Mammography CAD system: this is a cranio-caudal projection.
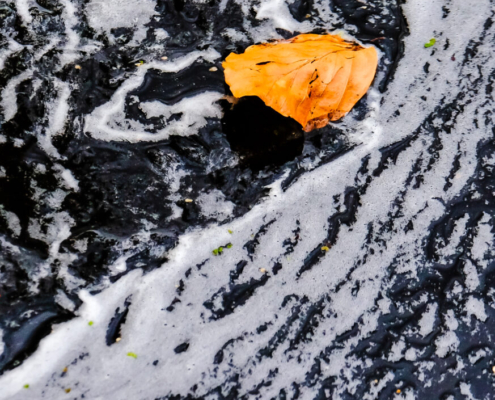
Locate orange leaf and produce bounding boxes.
[222,34,378,132]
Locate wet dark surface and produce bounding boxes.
[2,0,495,399]
[1,0,404,375]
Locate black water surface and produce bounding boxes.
[0,0,407,377]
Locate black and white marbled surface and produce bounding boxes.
[1,0,495,399]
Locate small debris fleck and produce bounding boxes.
[161,56,168,60]
[23,384,29,389]
[185,198,193,203]
[396,389,401,394]
[259,268,267,273]
[305,14,311,18]
[127,352,138,359]
[174,342,189,353]
[62,366,68,373]
[213,242,234,255]
[321,246,330,252]
[424,38,436,48]
[492,365,495,373]
[74,65,81,70]
[135,60,145,67]
[228,229,233,234]
[115,337,121,343]
[212,247,222,256]
[374,379,378,384]
[65,388,71,393]
[88,321,93,326]
[209,66,218,72]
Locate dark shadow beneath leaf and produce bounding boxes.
[221,97,305,171]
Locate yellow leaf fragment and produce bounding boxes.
[222,34,378,132]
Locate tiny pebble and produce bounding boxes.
[260,268,267,273]
[185,198,193,203]
[209,67,218,72]
[74,65,81,70]
[62,367,68,373]
[115,337,121,343]
[161,56,168,60]
[492,365,495,373]
[65,388,71,393]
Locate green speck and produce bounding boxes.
[424,38,436,48]
[228,230,233,234]
[213,243,234,255]
[127,352,138,359]
[88,321,93,326]
[23,384,29,389]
